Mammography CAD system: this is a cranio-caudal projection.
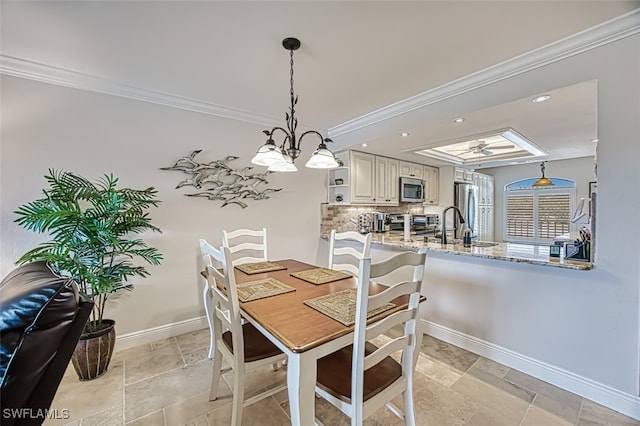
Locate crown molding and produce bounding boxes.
[1,9,637,133]
[0,55,283,129]
[328,9,640,138]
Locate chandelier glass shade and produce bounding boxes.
[251,37,338,172]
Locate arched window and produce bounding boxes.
[504,178,576,243]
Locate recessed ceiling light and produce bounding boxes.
[532,95,551,103]
[362,143,368,147]
[453,117,465,123]
[400,132,410,137]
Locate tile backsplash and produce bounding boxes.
[320,203,424,235]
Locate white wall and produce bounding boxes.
[483,156,596,241]
[0,76,328,335]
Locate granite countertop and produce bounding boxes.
[323,231,593,271]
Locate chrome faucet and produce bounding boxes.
[441,206,465,245]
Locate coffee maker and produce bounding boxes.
[373,212,390,233]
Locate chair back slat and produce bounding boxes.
[369,251,426,279]
[363,335,411,371]
[367,280,420,311]
[328,230,372,278]
[226,242,266,254]
[365,309,414,341]
[329,263,359,277]
[222,228,268,266]
[333,246,366,258]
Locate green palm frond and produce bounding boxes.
[14,170,163,332]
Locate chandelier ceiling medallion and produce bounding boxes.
[251,37,339,172]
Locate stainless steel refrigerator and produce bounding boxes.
[454,182,479,239]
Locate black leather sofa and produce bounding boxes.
[1,261,93,426]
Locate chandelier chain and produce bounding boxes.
[290,49,295,106]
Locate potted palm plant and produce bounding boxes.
[14,169,163,380]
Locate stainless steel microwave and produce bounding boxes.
[399,177,424,203]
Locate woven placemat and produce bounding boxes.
[236,278,295,302]
[304,289,396,326]
[290,268,351,285]
[235,261,287,275]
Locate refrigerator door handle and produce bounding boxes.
[468,190,476,234]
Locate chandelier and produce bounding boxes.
[251,37,339,172]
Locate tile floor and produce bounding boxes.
[45,328,640,426]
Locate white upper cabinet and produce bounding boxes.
[375,156,399,204]
[349,151,376,204]
[399,161,424,179]
[423,165,439,205]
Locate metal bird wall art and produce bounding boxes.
[161,150,282,209]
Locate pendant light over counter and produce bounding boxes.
[533,161,554,187]
[251,37,339,172]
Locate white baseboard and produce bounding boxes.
[114,316,209,352]
[421,320,640,421]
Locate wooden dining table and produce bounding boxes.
[233,258,421,426]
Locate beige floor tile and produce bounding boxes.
[464,406,519,426]
[124,359,211,423]
[182,347,210,366]
[180,414,208,426]
[280,396,380,426]
[123,339,185,385]
[163,389,233,425]
[46,359,124,425]
[374,374,480,426]
[452,367,533,425]
[175,328,211,354]
[504,369,582,423]
[414,353,463,387]
[471,357,510,378]
[521,405,574,426]
[533,392,582,424]
[124,410,164,426]
[207,395,290,425]
[221,363,287,396]
[577,399,640,426]
[421,335,479,373]
[45,330,640,426]
[79,406,123,426]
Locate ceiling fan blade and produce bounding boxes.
[485,144,514,150]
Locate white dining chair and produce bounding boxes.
[315,250,427,426]
[205,243,288,426]
[328,230,372,277]
[221,228,268,266]
[199,238,218,359]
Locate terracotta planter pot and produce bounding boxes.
[72,319,116,381]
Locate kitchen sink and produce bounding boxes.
[472,241,499,247]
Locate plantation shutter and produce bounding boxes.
[538,194,571,238]
[506,194,534,238]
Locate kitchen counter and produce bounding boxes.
[322,231,592,270]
